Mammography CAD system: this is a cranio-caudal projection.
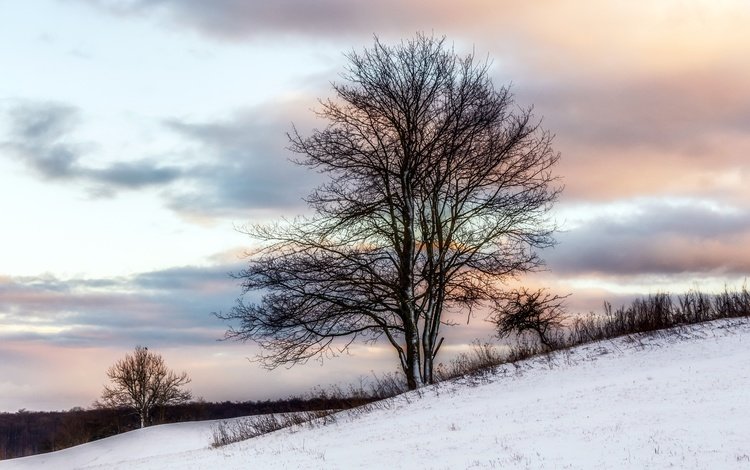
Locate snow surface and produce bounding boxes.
[3,318,750,469]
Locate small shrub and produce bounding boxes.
[504,338,544,364]
[435,341,504,382]
[492,288,569,350]
[211,410,336,447]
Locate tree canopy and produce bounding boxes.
[219,34,561,389]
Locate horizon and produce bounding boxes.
[2,0,750,412]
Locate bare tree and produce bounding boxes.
[493,288,569,349]
[218,34,561,389]
[99,346,191,428]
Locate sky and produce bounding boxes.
[1,0,749,412]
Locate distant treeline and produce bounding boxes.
[0,396,371,460]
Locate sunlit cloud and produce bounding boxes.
[72,1,750,60]
[72,0,489,40]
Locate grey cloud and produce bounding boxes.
[74,0,452,40]
[9,101,78,142]
[1,101,181,191]
[162,107,322,217]
[4,102,81,179]
[1,99,323,218]
[132,264,243,291]
[0,264,241,348]
[590,203,750,239]
[545,202,750,276]
[89,161,182,188]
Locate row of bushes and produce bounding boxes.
[569,285,750,344]
[437,285,750,381]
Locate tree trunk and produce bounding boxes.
[403,309,425,389]
[399,171,425,390]
[404,332,425,390]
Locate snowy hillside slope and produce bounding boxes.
[4,318,750,469]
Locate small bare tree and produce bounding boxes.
[99,346,191,428]
[493,288,569,349]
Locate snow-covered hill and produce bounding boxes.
[4,318,750,469]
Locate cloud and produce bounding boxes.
[3,101,82,179]
[0,263,243,348]
[30,2,750,213]
[545,200,750,276]
[521,67,750,153]
[90,161,182,188]
[509,52,750,205]
[80,0,748,209]
[1,101,182,191]
[1,99,324,218]
[71,0,750,64]
[161,102,323,218]
[73,0,481,40]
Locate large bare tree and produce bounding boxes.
[219,34,561,389]
[99,346,191,428]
